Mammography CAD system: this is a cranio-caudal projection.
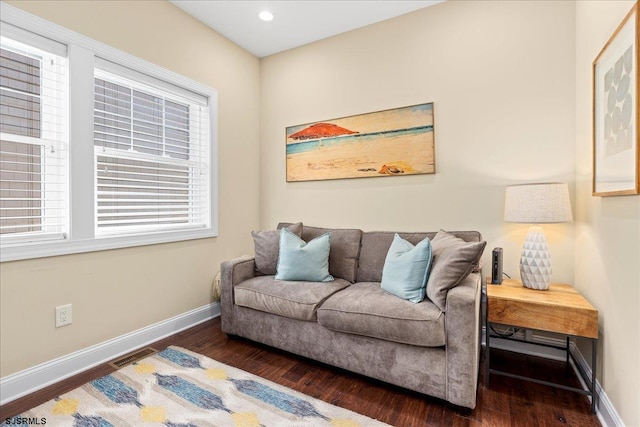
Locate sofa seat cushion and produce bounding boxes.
[234,276,350,321]
[317,282,445,347]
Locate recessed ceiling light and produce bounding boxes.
[259,10,274,22]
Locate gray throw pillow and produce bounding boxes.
[426,230,486,311]
[252,222,303,275]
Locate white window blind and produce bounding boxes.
[93,69,209,236]
[0,35,67,243]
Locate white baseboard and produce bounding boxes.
[483,326,623,427]
[568,339,625,427]
[0,302,220,406]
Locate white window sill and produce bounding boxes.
[0,227,217,262]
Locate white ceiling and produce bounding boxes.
[169,1,444,58]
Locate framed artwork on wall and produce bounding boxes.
[285,103,435,182]
[593,3,640,196]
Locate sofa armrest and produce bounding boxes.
[444,272,482,409]
[220,256,256,334]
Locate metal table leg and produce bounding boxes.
[591,338,597,414]
[485,293,490,387]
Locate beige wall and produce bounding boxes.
[575,2,640,426]
[0,1,260,376]
[260,1,576,284]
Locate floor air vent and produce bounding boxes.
[109,347,158,369]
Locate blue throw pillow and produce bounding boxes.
[381,233,433,303]
[275,228,334,282]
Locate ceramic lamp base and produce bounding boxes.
[519,226,552,290]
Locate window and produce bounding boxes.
[0,33,67,244]
[93,69,210,237]
[0,4,217,262]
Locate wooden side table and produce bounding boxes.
[485,278,599,413]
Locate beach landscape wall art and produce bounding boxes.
[285,103,435,182]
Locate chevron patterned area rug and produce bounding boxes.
[7,346,390,426]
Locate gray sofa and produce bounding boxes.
[221,224,485,409]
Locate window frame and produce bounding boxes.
[92,67,211,237]
[0,3,218,262]
[0,35,69,245]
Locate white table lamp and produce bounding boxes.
[504,183,573,290]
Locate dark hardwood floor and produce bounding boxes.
[0,317,601,426]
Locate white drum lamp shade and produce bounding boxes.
[504,183,573,290]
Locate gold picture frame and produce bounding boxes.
[285,103,435,182]
[593,4,640,196]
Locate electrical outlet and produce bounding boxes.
[55,304,72,327]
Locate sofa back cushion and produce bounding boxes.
[278,223,362,283]
[357,231,482,283]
